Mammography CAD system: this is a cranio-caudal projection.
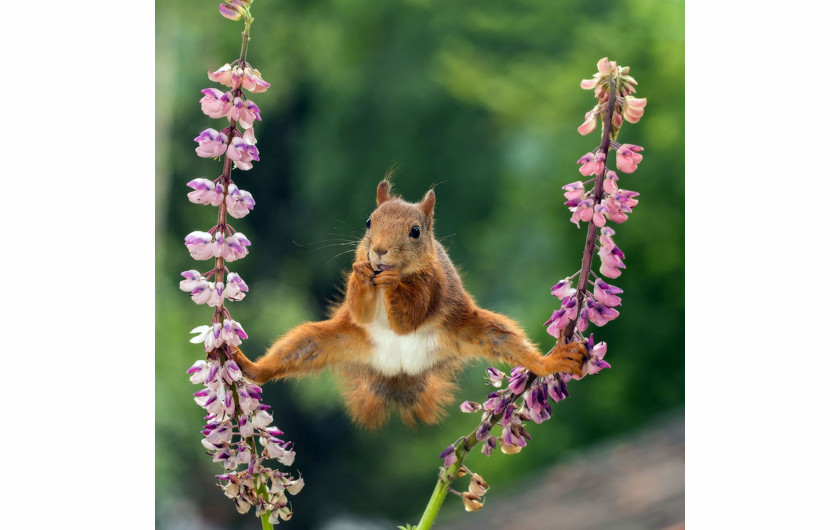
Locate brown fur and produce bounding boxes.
[232,179,587,428]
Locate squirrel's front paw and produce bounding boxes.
[353,261,377,283]
[372,269,400,286]
[545,340,589,377]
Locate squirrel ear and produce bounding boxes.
[376,180,391,206]
[420,189,435,218]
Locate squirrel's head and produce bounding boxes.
[360,179,437,276]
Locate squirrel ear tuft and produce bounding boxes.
[376,180,392,205]
[420,189,435,218]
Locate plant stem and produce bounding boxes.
[416,374,538,528]
[562,75,618,344]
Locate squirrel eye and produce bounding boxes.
[366,218,371,229]
[409,225,421,239]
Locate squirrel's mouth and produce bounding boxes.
[373,263,395,273]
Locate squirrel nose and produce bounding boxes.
[372,247,388,257]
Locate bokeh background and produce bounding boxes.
[155,0,684,528]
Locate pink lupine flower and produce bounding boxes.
[242,126,257,145]
[585,298,619,327]
[618,189,640,209]
[570,198,594,227]
[580,78,597,90]
[230,97,261,128]
[195,128,229,158]
[562,181,585,203]
[599,226,617,251]
[227,137,260,170]
[616,144,643,173]
[592,204,609,227]
[185,231,215,260]
[241,67,270,93]
[200,88,233,119]
[550,277,573,300]
[189,279,213,305]
[224,232,251,261]
[623,96,647,123]
[577,152,605,177]
[597,57,616,76]
[598,245,626,279]
[602,196,629,224]
[226,184,255,219]
[187,178,225,206]
[577,106,600,136]
[604,170,619,195]
[208,63,234,87]
[224,272,249,301]
[593,278,623,307]
[219,1,247,20]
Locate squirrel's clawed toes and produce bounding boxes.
[372,270,400,286]
[545,340,589,377]
[353,261,376,283]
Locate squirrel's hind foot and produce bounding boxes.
[544,340,589,377]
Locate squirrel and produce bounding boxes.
[231,179,588,428]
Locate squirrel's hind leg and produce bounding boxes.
[232,311,368,384]
[454,308,587,377]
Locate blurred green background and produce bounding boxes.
[155,0,684,528]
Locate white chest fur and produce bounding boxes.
[364,290,439,376]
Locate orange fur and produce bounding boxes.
[231,179,587,428]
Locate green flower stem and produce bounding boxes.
[416,374,538,529]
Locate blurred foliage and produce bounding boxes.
[155,0,683,528]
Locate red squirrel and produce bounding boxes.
[232,179,588,428]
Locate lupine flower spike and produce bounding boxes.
[416,57,646,528]
[181,1,302,525]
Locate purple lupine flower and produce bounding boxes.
[220,318,248,347]
[481,436,497,457]
[227,136,260,170]
[550,277,574,300]
[224,272,249,301]
[475,422,492,441]
[226,184,255,219]
[483,392,506,414]
[507,367,529,395]
[593,278,623,307]
[230,97,261,129]
[439,445,457,467]
[200,88,233,119]
[180,270,206,292]
[572,336,610,380]
[195,128,229,158]
[546,373,571,402]
[486,367,505,388]
[460,401,482,413]
[187,178,225,206]
[223,232,251,261]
